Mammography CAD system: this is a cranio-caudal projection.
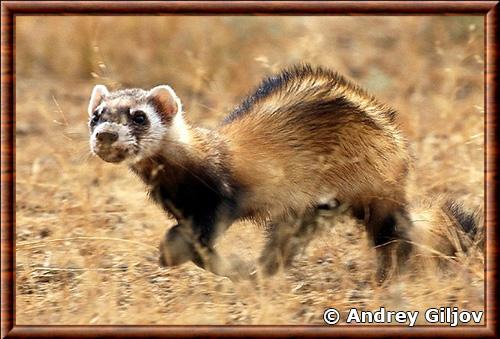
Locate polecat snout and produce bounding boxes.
[88,65,414,281]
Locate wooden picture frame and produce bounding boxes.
[1,1,497,338]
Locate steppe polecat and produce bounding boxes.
[88,65,420,280]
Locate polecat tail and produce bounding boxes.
[442,199,484,251]
[407,197,483,265]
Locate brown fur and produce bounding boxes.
[217,66,412,280]
[90,64,414,280]
[219,66,409,221]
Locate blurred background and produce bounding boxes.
[16,16,484,324]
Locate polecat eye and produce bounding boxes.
[132,111,147,125]
[90,114,99,125]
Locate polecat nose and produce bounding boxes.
[96,131,118,144]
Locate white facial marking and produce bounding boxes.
[153,84,190,145]
[170,112,191,145]
[128,103,168,163]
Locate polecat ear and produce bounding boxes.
[148,85,182,118]
[88,85,109,116]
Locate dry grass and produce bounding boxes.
[15,16,484,325]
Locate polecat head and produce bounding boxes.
[88,84,187,163]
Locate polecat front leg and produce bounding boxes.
[159,222,253,281]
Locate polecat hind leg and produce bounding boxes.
[365,199,412,283]
[259,200,348,276]
[258,215,305,277]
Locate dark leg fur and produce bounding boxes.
[159,222,253,281]
[259,202,348,276]
[365,199,412,282]
[159,224,196,266]
[159,198,413,282]
[257,198,413,281]
[258,212,316,276]
[351,203,366,221]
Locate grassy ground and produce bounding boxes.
[15,16,484,325]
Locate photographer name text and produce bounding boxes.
[323,307,483,326]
